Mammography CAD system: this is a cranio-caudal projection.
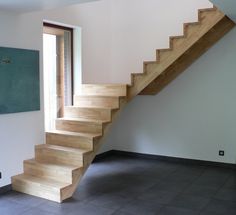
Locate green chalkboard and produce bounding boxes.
[0,47,40,114]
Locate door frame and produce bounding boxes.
[43,22,74,107]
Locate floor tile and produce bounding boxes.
[0,198,29,215]
[202,199,236,215]
[112,210,134,215]
[159,206,199,215]
[138,189,179,204]
[169,194,210,211]
[3,191,45,207]
[222,175,236,189]
[183,184,218,198]
[148,180,190,193]
[20,207,58,215]
[120,199,163,215]
[214,188,236,202]
[0,155,235,215]
[86,193,133,210]
[67,203,116,215]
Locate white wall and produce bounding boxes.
[106,27,236,164]
[110,0,212,83]
[22,0,212,86]
[211,0,236,22]
[41,0,212,85]
[0,12,44,187]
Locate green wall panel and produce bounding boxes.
[0,47,40,114]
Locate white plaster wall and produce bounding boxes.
[40,0,212,84]
[211,0,236,22]
[0,12,44,187]
[110,0,212,83]
[106,28,236,164]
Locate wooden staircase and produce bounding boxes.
[12,7,235,202]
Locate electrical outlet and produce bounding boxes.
[219,150,224,156]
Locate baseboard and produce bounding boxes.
[0,184,12,194]
[94,150,236,169]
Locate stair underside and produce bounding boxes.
[127,8,235,99]
[11,7,235,203]
[139,16,235,95]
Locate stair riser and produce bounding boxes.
[171,37,187,49]
[74,96,119,109]
[158,49,172,62]
[46,133,94,150]
[64,107,111,121]
[24,162,73,184]
[35,148,84,167]
[55,120,103,134]
[81,85,127,97]
[12,178,61,203]
[132,74,145,84]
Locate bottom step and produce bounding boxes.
[24,159,82,184]
[12,174,70,203]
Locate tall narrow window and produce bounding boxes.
[43,23,73,130]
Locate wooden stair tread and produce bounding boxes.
[73,105,119,110]
[82,84,126,87]
[75,95,119,98]
[74,95,120,109]
[12,174,70,189]
[81,84,127,97]
[57,117,110,124]
[25,159,81,171]
[66,106,113,110]
[36,144,91,154]
[64,106,112,121]
[47,130,102,138]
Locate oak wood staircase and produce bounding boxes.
[12,7,235,202]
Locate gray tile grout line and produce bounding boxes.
[197,172,233,214]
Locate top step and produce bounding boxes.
[80,84,127,97]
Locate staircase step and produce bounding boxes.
[64,106,112,121]
[157,48,172,62]
[170,35,187,49]
[80,84,127,97]
[46,130,101,150]
[24,159,81,184]
[35,144,91,167]
[12,174,70,202]
[55,118,107,134]
[74,95,120,109]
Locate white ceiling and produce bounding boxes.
[0,0,97,13]
[211,0,236,22]
[1,0,236,21]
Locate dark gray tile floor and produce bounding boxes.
[1,154,236,215]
